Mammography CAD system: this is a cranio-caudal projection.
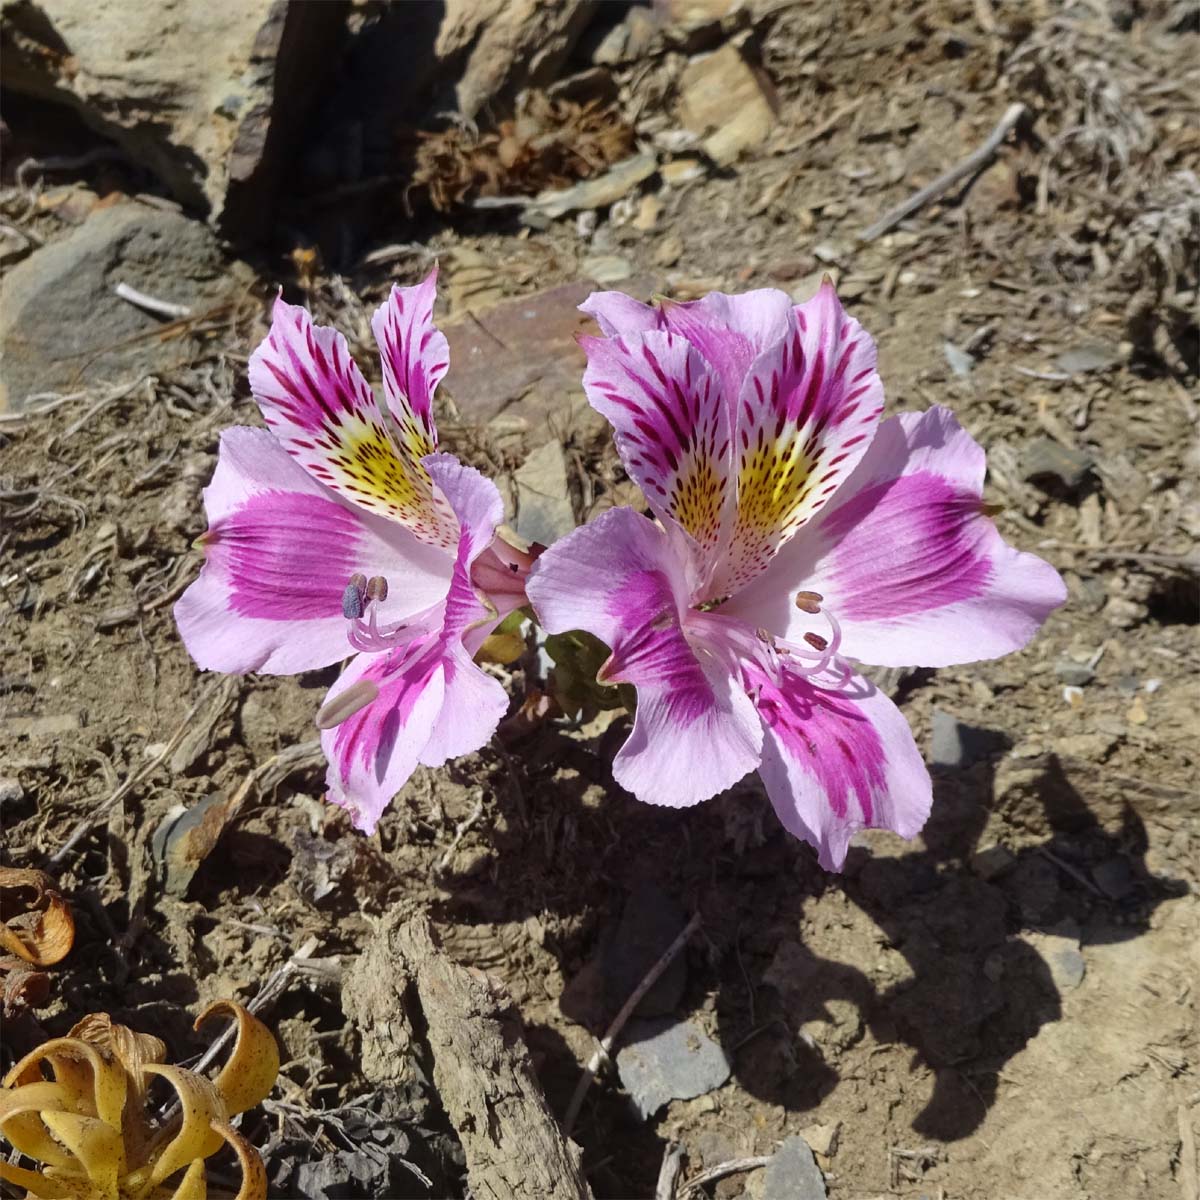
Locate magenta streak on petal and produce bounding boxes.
[754,668,886,824]
[331,640,442,786]
[820,472,994,622]
[209,490,361,620]
[603,569,713,724]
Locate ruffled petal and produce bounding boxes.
[753,667,932,870]
[321,454,511,829]
[579,329,733,564]
[321,642,447,834]
[728,407,1067,667]
[174,428,451,675]
[249,295,457,547]
[528,508,762,806]
[712,280,884,596]
[660,286,794,403]
[579,290,665,337]
[371,268,448,458]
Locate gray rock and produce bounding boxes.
[513,441,576,547]
[1054,660,1095,687]
[1053,340,1123,375]
[930,710,1006,768]
[0,777,24,807]
[1020,436,1094,492]
[616,1017,731,1117]
[761,1136,827,1200]
[1092,856,1138,901]
[0,204,240,410]
[0,0,346,239]
[602,883,689,1019]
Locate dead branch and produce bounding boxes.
[344,913,593,1200]
[858,103,1027,243]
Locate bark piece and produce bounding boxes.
[343,913,593,1200]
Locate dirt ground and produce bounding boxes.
[2,2,1198,1198]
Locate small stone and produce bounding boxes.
[929,710,1006,768]
[632,194,661,231]
[513,441,575,546]
[797,1122,840,1158]
[971,843,1016,881]
[761,1136,827,1200]
[602,883,689,1018]
[1126,696,1149,725]
[532,153,658,218]
[654,232,684,267]
[581,253,633,284]
[943,341,975,377]
[1054,660,1095,686]
[679,44,776,166]
[8,713,83,738]
[661,157,705,186]
[615,1017,731,1117]
[0,777,24,806]
[1022,929,1086,991]
[1092,857,1137,901]
[1020,436,1094,492]
[1053,341,1123,375]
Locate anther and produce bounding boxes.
[366,575,389,603]
[342,574,368,620]
[804,632,829,652]
[794,590,823,614]
[315,678,379,729]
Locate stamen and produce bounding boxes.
[366,575,389,602]
[804,632,828,652]
[315,678,379,729]
[794,590,823,614]
[343,574,367,620]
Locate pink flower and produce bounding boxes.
[175,270,531,832]
[526,283,1066,869]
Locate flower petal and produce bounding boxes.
[371,268,448,459]
[729,407,1068,667]
[659,286,795,403]
[321,644,448,834]
[175,428,451,675]
[249,295,457,547]
[712,280,884,595]
[579,290,665,337]
[579,329,733,563]
[754,667,932,870]
[322,454,510,829]
[528,508,762,806]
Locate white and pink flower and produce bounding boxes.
[527,282,1066,869]
[175,270,532,832]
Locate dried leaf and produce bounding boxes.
[195,1001,280,1119]
[0,867,75,967]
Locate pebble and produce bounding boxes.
[1054,660,1095,687]
[1092,856,1138,901]
[602,883,689,1018]
[615,1017,731,1117]
[760,1136,827,1200]
[929,710,1006,768]
[0,777,23,806]
[1020,436,1094,492]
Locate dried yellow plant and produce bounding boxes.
[0,1000,279,1200]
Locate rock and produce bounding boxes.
[943,340,975,376]
[601,883,689,1019]
[0,777,24,807]
[1021,928,1086,991]
[615,1017,731,1117]
[7,713,83,738]
[1054,660,1095,687]
[437,0,595,119]
[797,1122,840,1159]
[0,203,239,410]
[970,843,1017,881]
[513,441,575,547]
[530,152,658,219]
[1053,340,1123,375]
[1020,436,1094,492]
[679,44,776,165]
[580,253,634,284]
[0,0,347,240]
[929,710,1007,768]
[1092,856,1138,901]
[654,232,685,267]
[760,1136,827,1200]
